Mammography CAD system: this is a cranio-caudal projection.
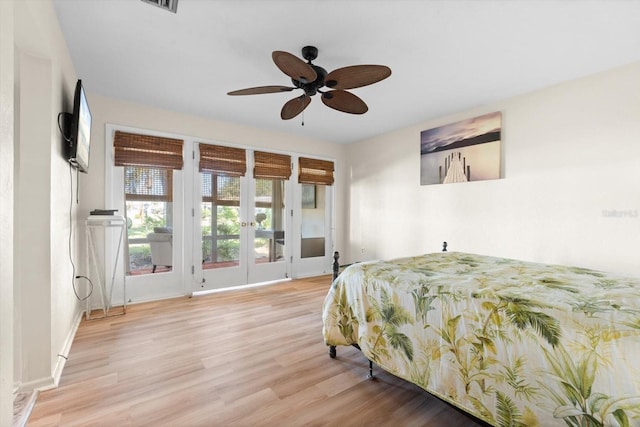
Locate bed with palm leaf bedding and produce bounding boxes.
[322,251,640,426]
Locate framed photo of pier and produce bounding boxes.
[420,111,502,185]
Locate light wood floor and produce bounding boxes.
[28,275,488,427]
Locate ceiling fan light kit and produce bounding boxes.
[228,46,391,121]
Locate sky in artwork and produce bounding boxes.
[420,111,502,154]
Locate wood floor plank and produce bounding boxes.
[28,275,488,426]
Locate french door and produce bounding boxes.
[105,127,187,305]
[193,143,291,291]
[107,128,335,301]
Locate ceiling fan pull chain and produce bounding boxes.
[301,110,304,126]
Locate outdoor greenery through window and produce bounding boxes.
[202,173,241,267]
[254,178,285,263]
[125,166,173,274]
[199,147,290,269]
[200,174,286,268]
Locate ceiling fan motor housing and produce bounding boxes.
[292,64,327,96]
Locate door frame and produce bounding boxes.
[291,177,334,278]
[104,124,191,303]
[191,143,294,292]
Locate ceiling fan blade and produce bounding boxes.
[321,90,368,115]
[281,95,311,120]
[324,65,392,90]
[227,85,295,96]
[272,51,317,83]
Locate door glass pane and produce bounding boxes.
[202,173,241,269]
[301,184,325,258]
[254,178,285,264]
[123,166,173,275]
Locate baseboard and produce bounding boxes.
[293,270,332,279]
[191,278,291,297]
[52,308,83,387]
[13,390,38,427]
[17,376,54,393]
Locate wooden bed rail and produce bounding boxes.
[331,242,447,282]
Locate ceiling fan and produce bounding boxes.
[227,46,391,120]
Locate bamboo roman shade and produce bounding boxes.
[254,151,292,180]
[199,144,247,176]
[113,131,184,170]
[298,157,334,185]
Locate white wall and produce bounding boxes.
[0,1,15,424]
[16,51,54,390]
[346,61,640,277]
[11,0,84,394]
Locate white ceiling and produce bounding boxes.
[52,0,640,144]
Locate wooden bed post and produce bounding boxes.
[329,251,339,359]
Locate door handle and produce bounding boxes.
[241,222,247,227]
[250,222,255,227]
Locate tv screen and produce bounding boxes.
[66,79,92,173]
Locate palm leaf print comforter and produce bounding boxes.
[322,252,640,426]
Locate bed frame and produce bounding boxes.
[324,243,640,426]
[328,242,449,378]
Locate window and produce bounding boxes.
[253,151,290,263]
[114,131,183,274]
[199,144,246,268]
[201,173,242,267]
[298,157,333,258]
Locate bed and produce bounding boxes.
[322,250,640,426]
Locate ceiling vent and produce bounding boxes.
[140,0,178,13]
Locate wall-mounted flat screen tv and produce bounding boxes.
[66,79,92,173]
